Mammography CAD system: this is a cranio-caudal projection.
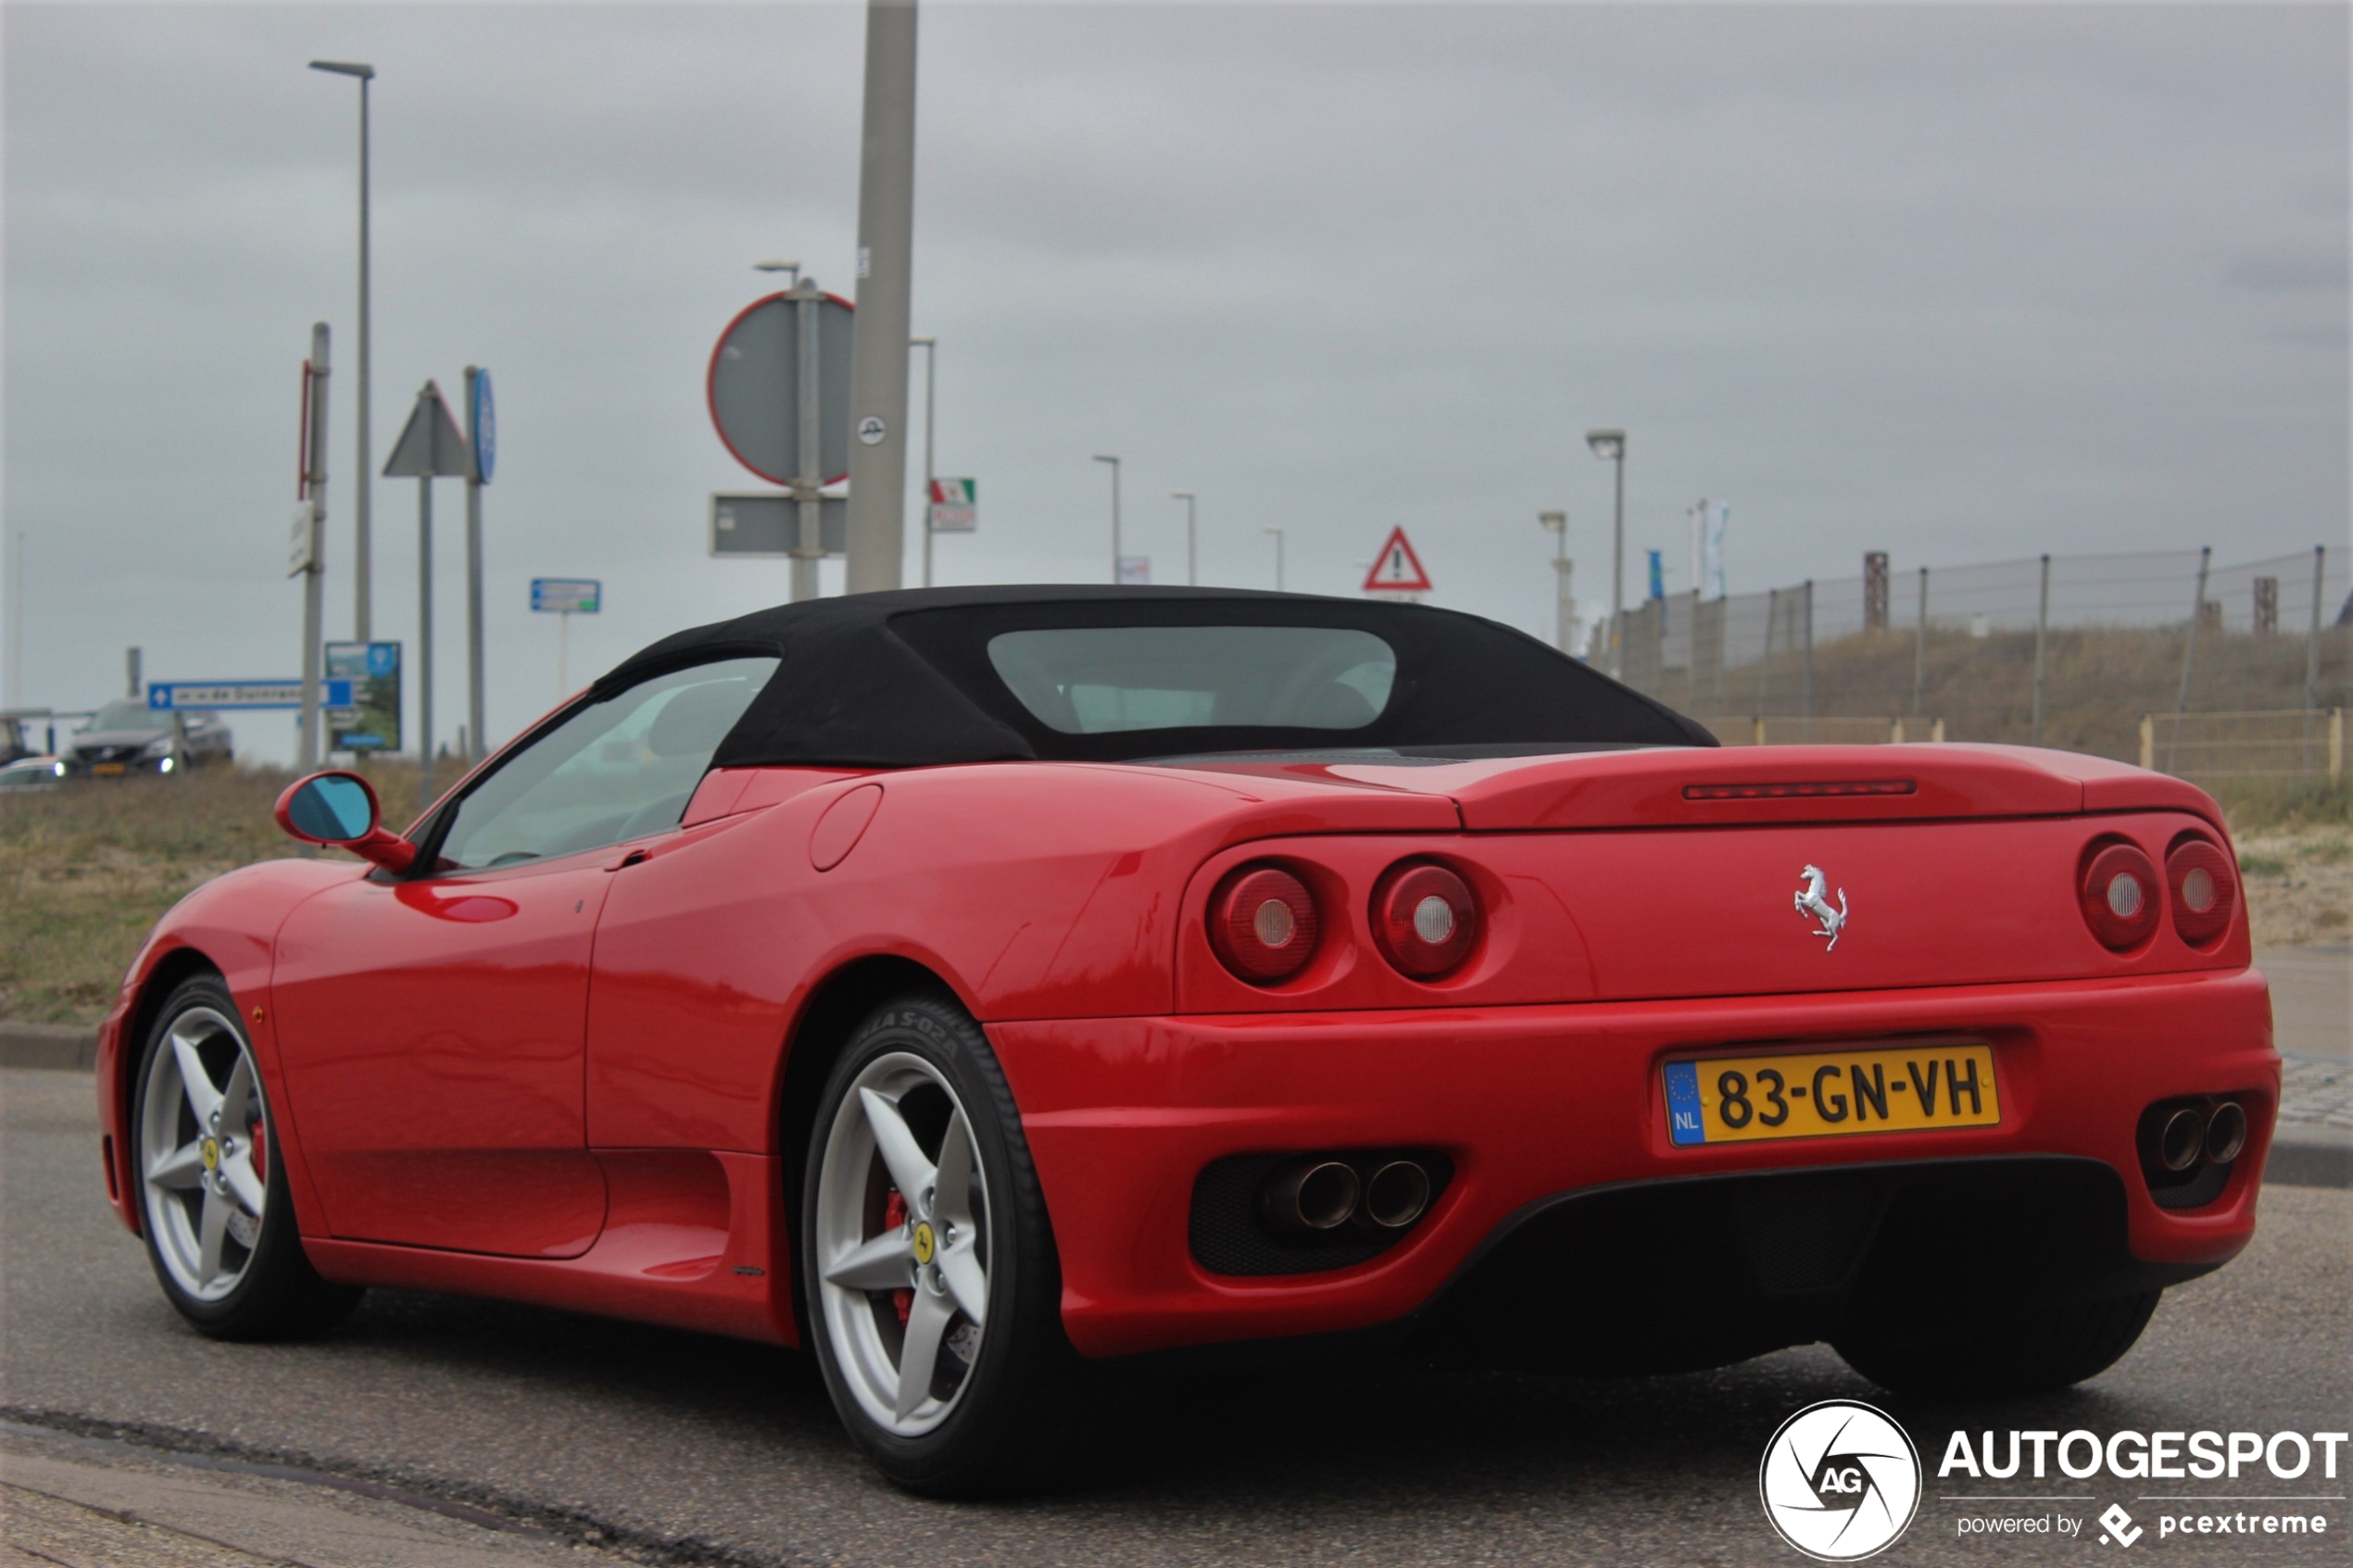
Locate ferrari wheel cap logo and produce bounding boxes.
[1794,864,1850,952]
[910,1221,936,1266]
[200,1137,221,1171]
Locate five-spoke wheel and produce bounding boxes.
[813,1051,992,1436]
[132,974,362,1339]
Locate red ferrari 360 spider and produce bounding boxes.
[95,586,2275,1493]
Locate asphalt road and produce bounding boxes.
[5,1067,2347,1568]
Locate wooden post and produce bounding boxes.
[1931,718,1945,744]
[1753,716,1768,747]
[2140,715,2155,771]
[2332,708,2344,782]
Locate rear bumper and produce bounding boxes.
[993,966,2276,1359]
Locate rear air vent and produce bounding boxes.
[1683,780,1917,801]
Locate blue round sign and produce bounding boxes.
[472,369,497,483]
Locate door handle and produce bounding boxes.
[607,847,651,872]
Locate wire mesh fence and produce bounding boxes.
[1606,546,2350,778]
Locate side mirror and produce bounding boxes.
[273,771,416,873]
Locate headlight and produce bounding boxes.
[139,736,173,758]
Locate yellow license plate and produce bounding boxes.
[92,762,126,775]
[1666,1042,1999,1146]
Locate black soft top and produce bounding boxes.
[598,584,1714,769]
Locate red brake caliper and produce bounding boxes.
[882,1190,913,1325]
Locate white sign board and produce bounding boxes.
[1117,555,1151,586]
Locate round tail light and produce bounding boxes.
[2079,842,2161,951]
[1371,861,1479,979]
[1209,864,1320,984]
[2166,837,2237,947]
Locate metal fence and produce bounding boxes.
[1606,546,2350,778]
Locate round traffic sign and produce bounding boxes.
[708,291,855,487]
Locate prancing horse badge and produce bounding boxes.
[1794,865,1849,952]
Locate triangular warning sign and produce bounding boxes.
[1362,526,1432,593]
[383,381,474,479]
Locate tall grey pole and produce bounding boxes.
[2166,546,2212,773]
[1173,492,1197,585]
[310,63,375,641]
[1610,448,1625,677]
[913,336,937,588]
[1094,456,1121,581]
[793,278,823,604]
[418,473,434,808]
[1913,566,1928,721]
[842,0,918,595]
[2031,553,2051,746]
[463,366,486,759]
[298,325,331,772]
[1265,527,1285,591]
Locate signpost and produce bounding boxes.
[531,577,601,698]
[150,680,355,711]
[709,284,854,603]
[384,382,473,805]
[323,641,402,753]
[464,367,494,759]
[926,477,975,533]
[1362,526,1433,600]
[293,324,332,770]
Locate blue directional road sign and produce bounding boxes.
[531,578,601,614]
[148,680,353,711]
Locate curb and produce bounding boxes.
[0,1022,96,1072]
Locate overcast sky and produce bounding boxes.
[5,1,2346,762]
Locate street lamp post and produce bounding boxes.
[1264,526,1285,591]
[309,60,375,643]
[1539,509,1573,653]
[1092,455,1121,583]
[1586,429,1626,678]
[1171,492,1196,585]
[912,336,937,587]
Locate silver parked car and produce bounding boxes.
[63,702,233,777]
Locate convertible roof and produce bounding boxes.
[598,584,1714,768]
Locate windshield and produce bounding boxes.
[986,626,1396,734]
[84,701,168,733]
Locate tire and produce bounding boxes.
[132,974,363,1340]
[799,990,1127,1496]
[1832,1290,2161,1399]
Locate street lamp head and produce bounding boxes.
[1171,490,1194,501]
[1092,455,1119,466]
[1539,510,1567,533]
[909,335,936,347]
[1585,430,1625,460]
[308,59,375,79]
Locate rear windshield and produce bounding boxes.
[987,626,1396,734]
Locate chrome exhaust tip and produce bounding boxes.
[2158,1107,2207,1173]
[2204,1101,2247,1165]
[1362,1160,1432,1230]
[1262,1160,1361,1232]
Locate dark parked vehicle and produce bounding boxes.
[63,702,233,777]
[1,716,36,765]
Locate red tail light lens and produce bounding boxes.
[2167,838,2237,947]
[1372,861,1479,979]
[1209,865,1320,983]
[2079,842,2161,951]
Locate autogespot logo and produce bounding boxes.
[1761,1399,1924,1562]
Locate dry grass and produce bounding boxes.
[0,763,424,1026]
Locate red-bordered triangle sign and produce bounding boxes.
[1362,526,1433,593]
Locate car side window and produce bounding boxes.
[431,657,777,872]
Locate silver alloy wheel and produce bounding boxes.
[813,1050,992,1437]
[139,1005,270,1302]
